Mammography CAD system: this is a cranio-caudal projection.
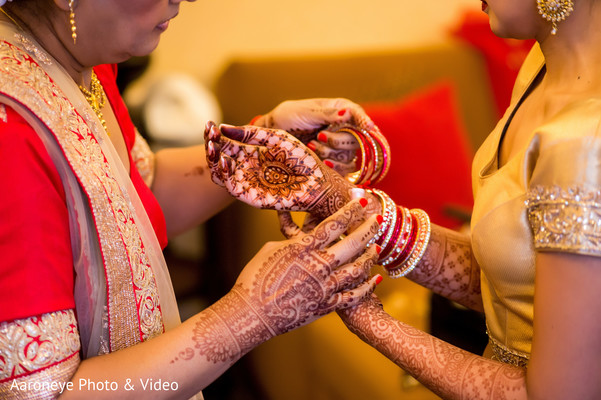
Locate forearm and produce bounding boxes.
[405,224,483,312]
[152,145,233,236]
[62,291,271,399]
[343,304,527,400]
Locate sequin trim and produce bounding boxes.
[131,129,155,187]
[0,39,165,351]
[488,334,529,368]
[0,310,80,384]
[526,185,601,255]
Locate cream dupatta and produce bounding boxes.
[0,22,181,358]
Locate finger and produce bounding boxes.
[278,211,302,239]
[206,140,225,186]
[322,274,383,314]
[302,213,321,233]
[317,130,359,151]
[204,120,217,143]
[323,158,357,177]
[220,124,304,148]
[326,246,379,293]
[302,198,367,251]
[307,140,356,164]
[323,213,381,266]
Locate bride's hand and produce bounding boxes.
[205,121,354,220]
[231,199,382,337]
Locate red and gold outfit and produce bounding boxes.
[0,22,180,398]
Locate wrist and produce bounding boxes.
[209,289,275,357]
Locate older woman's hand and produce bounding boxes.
[231,199,382,337]
[205,121,355,220]
[252,98,374,176]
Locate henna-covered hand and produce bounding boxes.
[252,98,376,176]
[233,199,382,336]
[204,121,355,220]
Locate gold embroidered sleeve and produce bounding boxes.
[131,129,155,187]
[526,185,601,255]
[0,310,81,399]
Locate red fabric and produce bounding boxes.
[364,82,474,229]
[450,10,535,117]
[0,64,167,322]
[0,107,75,322]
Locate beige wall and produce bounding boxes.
[142,0,479,88]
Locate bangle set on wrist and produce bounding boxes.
[329,124,391,186]
[367,189,431,278]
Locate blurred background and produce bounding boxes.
[118,1,534,399]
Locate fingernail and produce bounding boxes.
[359,198,368,208]
[324,160,334,168]
[338,109,347,116]
[375,244,382,254]
[376,214,383,225]
[207,140,215,156]
[220,124,245,141]
[307,142,317,151]
[375,275,383,285]
[317,132,328,143]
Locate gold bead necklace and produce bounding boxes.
[79,72,110,136]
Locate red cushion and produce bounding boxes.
[363,82,473,229]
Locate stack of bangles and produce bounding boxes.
[367,188,431,278]
[329,123,391,186]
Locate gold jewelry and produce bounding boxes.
[537,0,574,35]
[79,72,110,136]
[69,0,77,44]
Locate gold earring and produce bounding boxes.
[537,0,574,35]
[69,0,77,44]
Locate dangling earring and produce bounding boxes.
[69,0,77,44]
[537,0,574,35]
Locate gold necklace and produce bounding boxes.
[79,72,110,136]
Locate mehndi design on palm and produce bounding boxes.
[205,121,353,220]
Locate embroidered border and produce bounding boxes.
[131,129,155,188]
[0,310,80,384]
[487,334,529,368]
[526,185,601,255]
[0,40,164,351]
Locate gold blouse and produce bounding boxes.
[471,43,601,367]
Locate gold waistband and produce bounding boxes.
[488,336,529,368]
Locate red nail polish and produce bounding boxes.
[307,142,317,151]
[359,198,368,208]
[317,132,328,143]
[324,160,334,168]
[376,214,383,225]
[338,109,347,116]
[375,275,383,285]
[375,244,382,254]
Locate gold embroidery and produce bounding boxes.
[0,39,165,351]
[0,104,6,122]
[0,310,80,384]
[488,335,529,368]
[526,185,601,255]
[131,129,155,187]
